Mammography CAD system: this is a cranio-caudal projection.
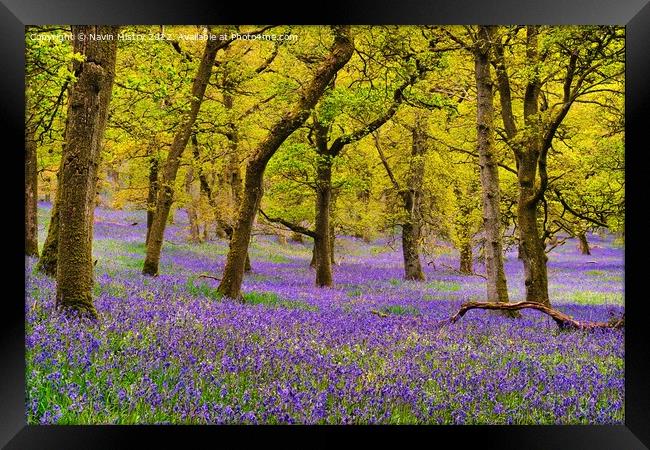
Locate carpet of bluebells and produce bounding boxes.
[25,202,625,424]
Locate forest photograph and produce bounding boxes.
[24,24,625,425]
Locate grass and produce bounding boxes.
[570,290,624,306]
[114,255,145,270]
[381,304,420,316]
[347,287,363,297]
[426,280,461,292]
[584,270,623,282]
[185,277,222,301]
[243,291,317,311]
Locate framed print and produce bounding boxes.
[4,0,649,447]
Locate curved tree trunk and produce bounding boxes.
[56,25,119,318]
[474,26,509,303]
[217,161,264,298]
[217,26,354,300]
[143,37,223,276]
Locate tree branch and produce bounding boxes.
[553,189,609,228]
[372,131,401,191]
[447,301,624,330]
[258,209,317,238]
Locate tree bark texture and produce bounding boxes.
[494,25,550,306]
[578,232,591,255]
[56,25,119,318]
[315,160,333,287]
[145,154,159,245]
[25,125,39,257]
[142,37,223,275]
[459,242,473,274]
[401,115,426,281]
[447,301,623,331]
[184,167,201,243]
[217,26,354,300]
[36,167,62,276]
[474,26,510,303]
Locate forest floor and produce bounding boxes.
[25,202,625,424]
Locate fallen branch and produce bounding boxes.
[447,301,624,330]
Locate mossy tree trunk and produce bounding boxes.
[25,124,39,257]
[56,25,119,318]
[145,152,159,246]
[578,232,591,255]
[400,115,426,282]
[459,242,473,274]
[222,92,252,271]
[142,36,225,276]
[36,167,62,276]
[314,159,333,287]
[184,167,201,243]
[474,26,509,302]
[217,26,354,300]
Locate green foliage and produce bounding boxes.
[380,304,420,316]
[570,291,623,306]
[426,280,461,292]
[243,291,317,311]
[185,277,222,301]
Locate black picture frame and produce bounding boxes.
[3,0,648,448]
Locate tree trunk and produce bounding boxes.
[400,115,426,281]
[402,219,425,281]
[143,37,222,276]
[244,246,252,272]
[224,93,243,215]
[474,26,509,303]
[217,162,264,298]
[330,222,336,265]
[517,164,550,306]
[578,232,591,255]
[517,26,550,307]
[36,196,59,276]
[145,154,159,245]
[315,161,333,287]
[329,190,337,265]
[184,167,201,243]
[459,242,473,274]
[310,241,319,268]
[222,92,252,270]
[217,26,354,300]
[25,126,39,257]
[56,25,119,318]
